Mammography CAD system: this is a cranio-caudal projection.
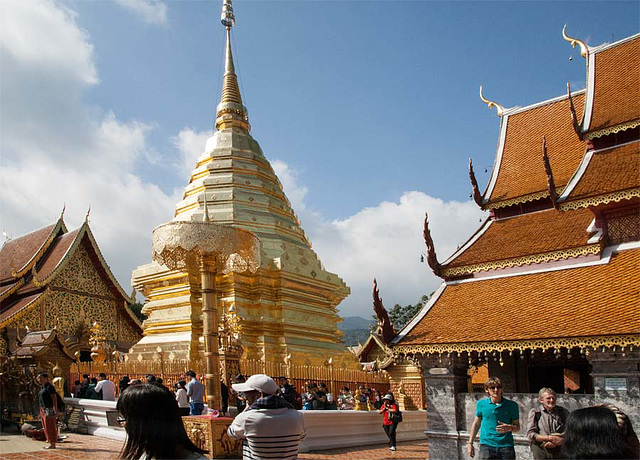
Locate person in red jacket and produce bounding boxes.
[379,393,400,451]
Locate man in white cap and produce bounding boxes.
[228,374,306,459]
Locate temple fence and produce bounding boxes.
[70,358,389,398]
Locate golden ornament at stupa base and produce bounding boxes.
[129,0,356,369]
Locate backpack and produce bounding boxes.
[389,409,403,423]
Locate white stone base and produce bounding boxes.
[65,398,426,452]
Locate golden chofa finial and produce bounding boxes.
[479,85,505,117]
[562,24,588,58]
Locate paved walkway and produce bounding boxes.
[0,431,428,460]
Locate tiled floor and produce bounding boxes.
[0,431,428,460]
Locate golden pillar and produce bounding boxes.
[151,220,260,410]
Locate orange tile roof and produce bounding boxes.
[565,141,640,202]
[445,208,596,269]
[486,94,586,207]
[398,248,640,346]
[588,37,640,135]
[0,223,57,281]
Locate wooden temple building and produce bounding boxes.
[0,212,142,361]
[129,0,355,369]
[389,31,639,458]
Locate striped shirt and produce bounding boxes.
[228,407,306,459]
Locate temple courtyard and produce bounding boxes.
[0,431,428,460]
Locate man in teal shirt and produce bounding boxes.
[468,377,520,459]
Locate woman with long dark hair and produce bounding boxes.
[562,406,631,459]
[116,383,207,459]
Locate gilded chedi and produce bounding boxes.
[130,1,353,367]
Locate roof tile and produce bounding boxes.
[487,94,586,206]
[399,248,640,346]
[588,37,640,133]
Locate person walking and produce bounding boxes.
[95,373,116,401]
[468,377,520,459]
[526,387,568,459]
[36,372,59,450]
[227,374,306,459]
[185,370,205,415]
[379,393,400,451]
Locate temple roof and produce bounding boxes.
[0,219,137,328]
[483,92,586,209]
[441,207,598,277]
[14,329,74,360]
[559,140,640,208]
[0,219,66,282]
[582,35,640,138]
[394,247,640,353]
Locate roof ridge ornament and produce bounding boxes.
[542,136,559,210]
[423,213,442,277]
[372,278,395,345]
[562,24,589,58]
[479,85,505,117]
[468,158,484,207]
[85,205,91,223]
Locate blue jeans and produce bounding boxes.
[479,444,516,460]
[190,402,204,415]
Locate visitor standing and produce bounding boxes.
[278,376,298,407]
[119,375,130,394]
[337,387,355,410]
[233,374,247,413]
[175,380,190,416]
[185,370,205,415]
[95,373,117,401]
[78,373,90,398]
[526,387,568,459]
[227,374,306,460]
[116,383,208,459]
[468,377,520,459]
[36,372,58,450]
[87,377,99,399]
[379,393,401,451]
[220,379,229,415]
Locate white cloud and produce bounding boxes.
[173,128,210,175]
[114,0,168,25]
[273,161,486,318]
[0,0,177,292]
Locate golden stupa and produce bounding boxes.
[130,0,354,368]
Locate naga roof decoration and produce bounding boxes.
[423,213,441,277]
[579,34,640,138]
[372,278,395,345]
[394,247,640,354]
[395,30,640,356]
[482,91,587,209]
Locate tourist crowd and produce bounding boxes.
[41,372,639,459]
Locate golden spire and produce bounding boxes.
[562,24,588,58]
[479,85,504,117]
[215,0,250,132]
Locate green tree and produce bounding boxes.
[372,292,433,332]
[127,301,146,322]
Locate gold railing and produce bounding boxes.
[70,358,389,397]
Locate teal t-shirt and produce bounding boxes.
[475,397,519,447]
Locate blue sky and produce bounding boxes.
[1,0,638,318]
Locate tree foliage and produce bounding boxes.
[127,301,146,322]
[372,293,433,332]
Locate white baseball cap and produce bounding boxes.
[231,374,278,395]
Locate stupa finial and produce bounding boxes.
[215,0,250,132]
